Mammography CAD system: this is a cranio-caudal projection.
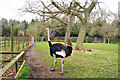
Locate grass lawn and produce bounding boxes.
[35,42,118,78]
[72,43,118,53]
[0,42,28,52]
[1,41,31,62]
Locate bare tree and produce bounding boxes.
[99,20,118,44]
[21,1,76,46]
[96,9,118,44]
[73,1,98,49]
[26,20,45,42]
[21,0,99,49]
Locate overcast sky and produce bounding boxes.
[0,0,119,22]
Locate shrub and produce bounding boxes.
[87,37,94,43]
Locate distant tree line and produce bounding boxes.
[0,18,28,37]
[0,16,118,44]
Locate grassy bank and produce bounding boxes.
[35,42,118,78]
[73,43,118,53]
[18,65,31,79]
[1,42,29,52]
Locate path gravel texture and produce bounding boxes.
[25,45,65,78]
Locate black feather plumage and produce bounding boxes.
[46,28,72,74]
[48,41,72,58]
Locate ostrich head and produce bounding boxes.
[46,28,49,31]
[66,39,72,47]
[66,39,73,55]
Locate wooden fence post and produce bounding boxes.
[16,36,17,45]
[4,36,6,50]
[11,26,13,53]
[22,35,24,50]
[17,30,20,52]
[8,37,10,46]
[30,36,31,44]
[26,36,27,47]
[0,41,2,50]
[15,61,19,73]
[28,36,29,45]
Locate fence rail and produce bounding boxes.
[0,26,33,78]
[0,36,31,52]
[0,51,25,78]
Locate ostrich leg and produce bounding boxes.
[50,54,56,71]
[59,58,64,74]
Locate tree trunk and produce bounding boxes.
[85,36,88,43]
[95,36,97,41]
[103,37,106,43]
[41,37,43,41]
[74,25,86,50]
[64,15,74,46]
[107,38,110,44]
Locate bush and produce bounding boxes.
[87,37,94,43]
[110,36,118,43]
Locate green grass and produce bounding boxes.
[73,43,118,53]
[36,42,118,52]
[0,42,29,52]
[11,65,31,78]
[35,42,118,78]
[18,65,31,79]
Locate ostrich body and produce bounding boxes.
[46,28,72,74]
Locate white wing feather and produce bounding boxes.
[56,49,66,57]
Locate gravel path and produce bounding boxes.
[25,45,64,78]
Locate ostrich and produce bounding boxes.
[46,28,72,74]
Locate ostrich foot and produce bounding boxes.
[50,68,55,71]
[59,72,64,75]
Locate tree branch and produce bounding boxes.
[87,1,97,14]
[52,2,64,11]
[75,2,86,9]
[41,1,67,25]
[72,11,85,25]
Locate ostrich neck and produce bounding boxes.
[47,29,50,41]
